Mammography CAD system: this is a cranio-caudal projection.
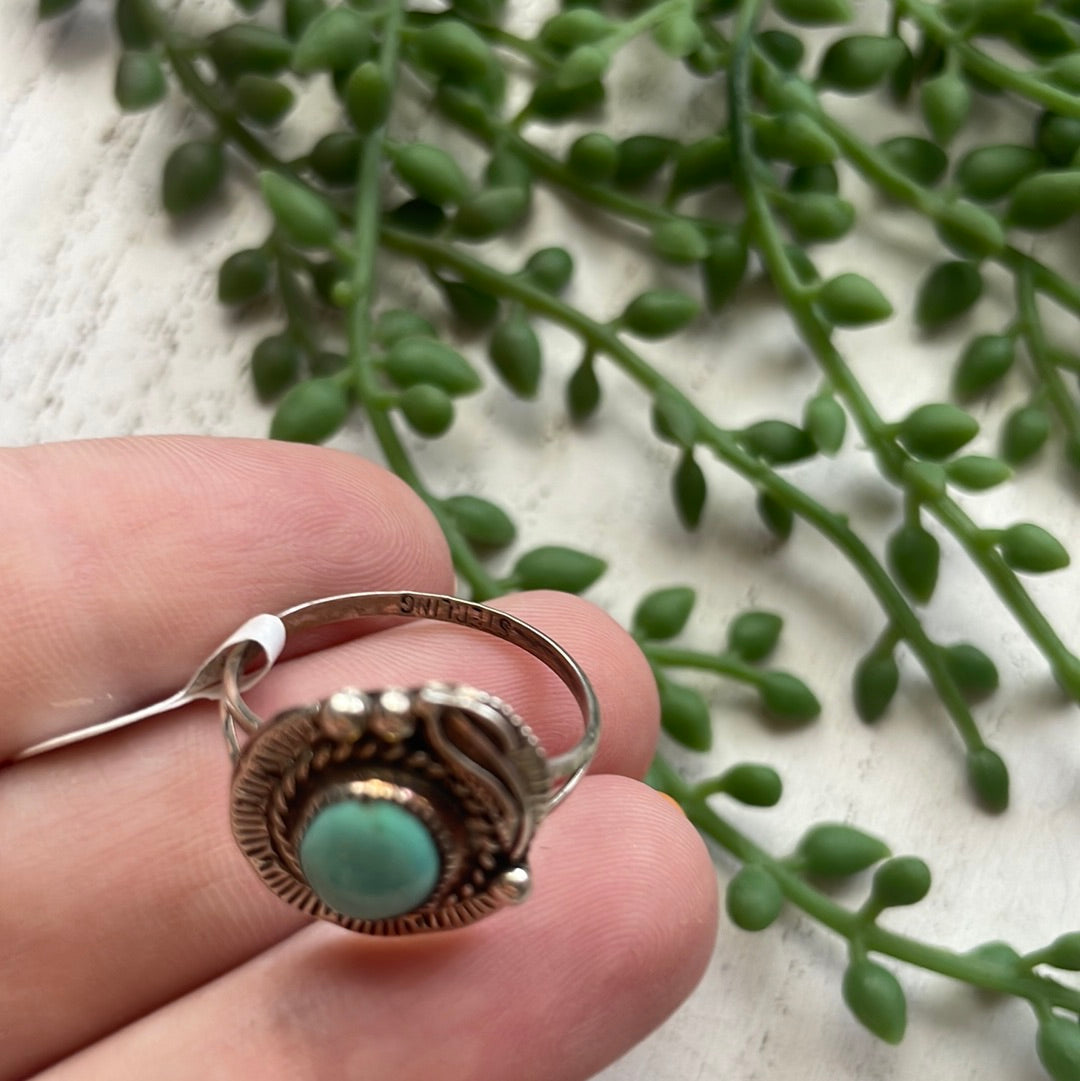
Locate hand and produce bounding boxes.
[1,437,716,1081]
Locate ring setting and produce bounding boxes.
[230,681,550,933]
[15,591,600,937]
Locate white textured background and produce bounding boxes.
[4,3,1080,1079]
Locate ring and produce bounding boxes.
[13,591,600,936]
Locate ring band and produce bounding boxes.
[13,591,600,936]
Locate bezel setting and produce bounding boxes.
[230,681,549,934]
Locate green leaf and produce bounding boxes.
[914,261,983,328]
[818,35,904,93]
[442,494,516,549]
[633,586,696,640]
[539,8,612,51]
[1001,403,1051,464]
[454,187,530,240]
[935,200,1005,259]
[943,642,999,699]
[567,132,618,183]
[374,309,436,348]
[39,0,81,17]
[161,140,225,217]
[774,0,853,25]
[653,11,703,58]
[898,402,979,460]
[292,8,372,73]
[207,25,293,80]
[998,522,1070,572]
[921,71,970,145]
[308,132,363,187]
[384,336,482,396]
[1038,1016,1080,1081]
[115,0,154,47]
[945,455,1012,491]
[674,450,707,529]
[740,420,816,465]
[759,671,820,721]
[1037,112,1080,166]
[555,45,609,90]
[782,192,856,243]
[344,61,390,134]
[235,73,294,127]
[488,312,542,398]
[754,113,838,166]
[658,678,712,750]
[567,353,601,421]
[853,650,900,723]
[870,856,931,908]
[955,144,1043,203]
[966,746,1010,812]
[614,135,675,188]
[717,764,783,807]
[441,279,499,328]
[270,378,349,443]
[702,233,748,311]
[787,163,839,194]
[757,491,794,540]
[218,249,272,305]
[798,823,890,876]
[283,0,325,40]
[259,172,338,248]
[757,30,805,72]
[512,545,607,593]
[651,220,710,264]
[653,388,698,446]
[887,523,940,602]
[398,384,455,437]
[816,273,893,326]
[1007,170,1080,229]
[727,610,783,662]
[842,960,907,1044]
[621,290,700,338]
[726,865,784,931]
[878,135,948,186]
[670,135,732,197]
[804,394,846,454]
[522,247,574,295]
[250,334,301,401]
[485,148,532,192]
[114,52,166,112]
[393,143,470,206]
[526,76,606,122]
[1043,933,1080,971]
[415,18,495,83]
[953,334,1015,399]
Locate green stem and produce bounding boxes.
[346,1,404,401]
[900,0,1080,119]
[643,644,769,689]
[728,2,990,759]
[1016,264,1080,459]
[681,792,1080,1013]
[733,23,1080,706]
[439,103,707,230]
[379,223,994,761]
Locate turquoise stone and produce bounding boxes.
[299,799,440,921]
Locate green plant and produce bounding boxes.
[35,0,1080,1075]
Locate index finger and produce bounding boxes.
[2,436,454,757]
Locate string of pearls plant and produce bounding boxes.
[36,0,1080,1075]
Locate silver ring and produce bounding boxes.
[14,591,600,936]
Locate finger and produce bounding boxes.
[2,436,454,757]
[2,593,660,1080]
[36,778,718,1081]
